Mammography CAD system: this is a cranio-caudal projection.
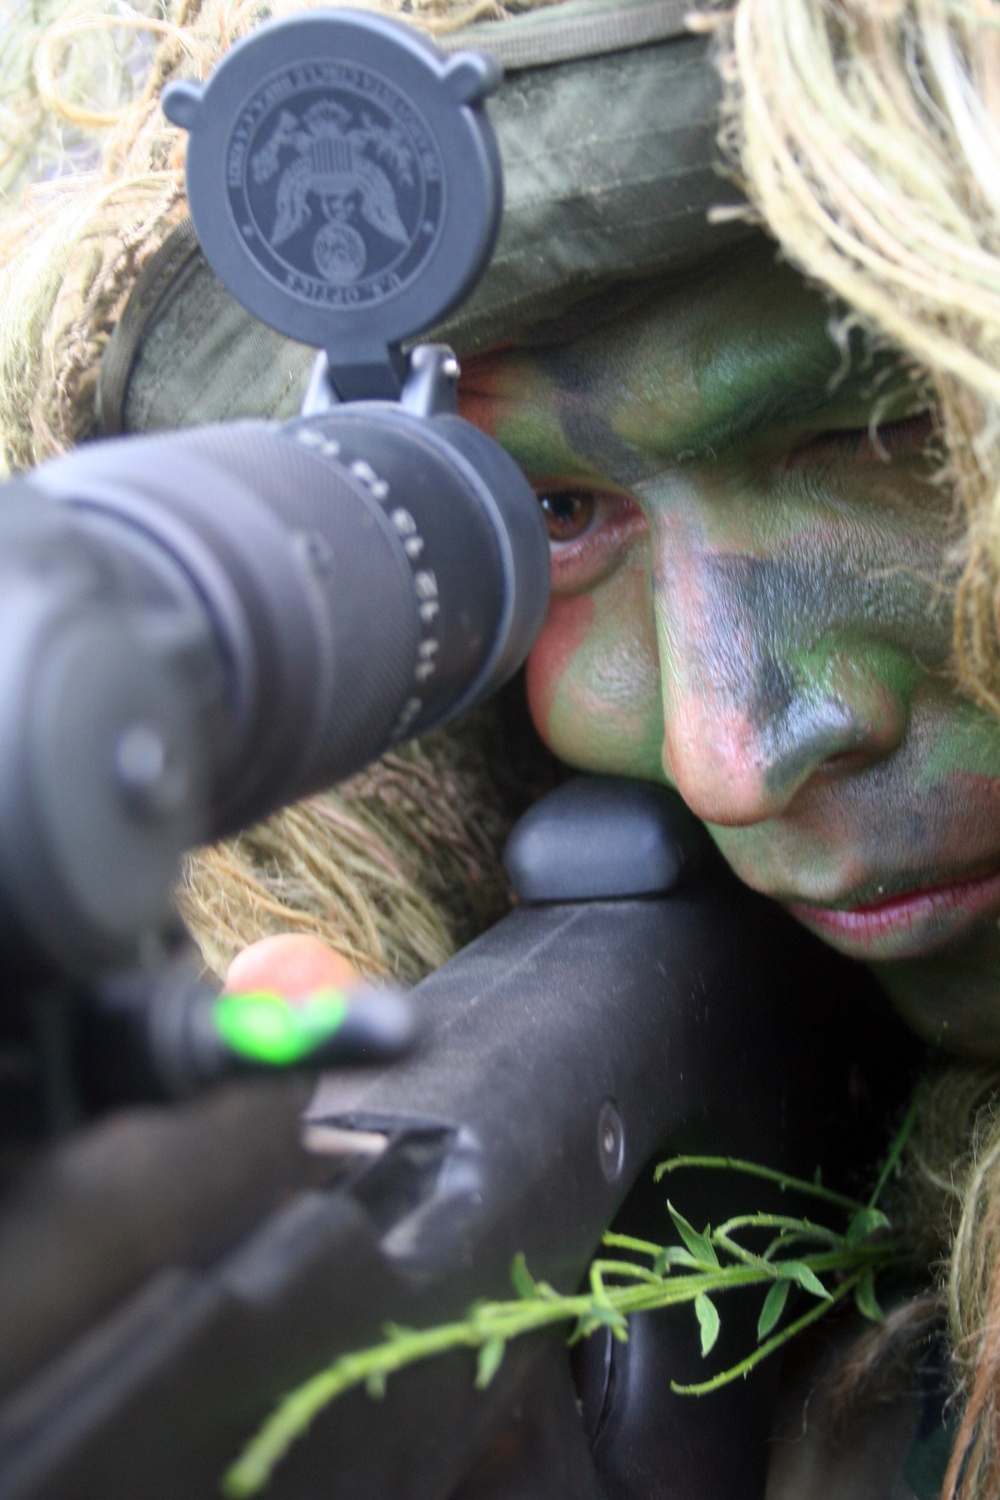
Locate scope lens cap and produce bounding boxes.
[164,10,502,395]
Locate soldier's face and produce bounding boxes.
[459,243,1000,1058]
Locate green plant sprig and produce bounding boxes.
[223,1104,918,1498]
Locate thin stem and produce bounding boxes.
[655,1155,865,1213]
[601,1231,669,1258]
[602,1265,772,1311]
[716,1213,841,1245]
[670,1271,864,1396]
[867,1090,922,1208]
[592,1258,674,1287]
[763,1229,843,1260]
[714,1215,843,1266]
[778,1242,904,1275]
[711,1228,779,1270]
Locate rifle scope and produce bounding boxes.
[0,399,549,982]
[0,10,550,985]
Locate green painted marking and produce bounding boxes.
[213,988,350,1066]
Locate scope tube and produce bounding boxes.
[1,411,548,978]
[28,411,549,833]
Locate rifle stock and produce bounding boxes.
[0,779,914,1499]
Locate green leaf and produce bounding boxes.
[780,1260,832,1301]
[845,1207,891,1248]
[365,1370,387,1399]
[655,1245,704,1273]
[694,1292,721,1356]
[854,1267,884,1323]
[475,1338,505,1388]
[757,1279,791,1341]
[581,1303,629,1339]
[668,1205,719,1267]
[510,1253,537,1299]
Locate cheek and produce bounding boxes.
[918,772,1000,862]
[525,564,666,779]
[526,593,595,735]
[456,351,512,438]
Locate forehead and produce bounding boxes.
[550,244,836,387]
[460,243,908,475]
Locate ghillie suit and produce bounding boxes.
[713,3,1000,1494]
[6,0,1000,1497]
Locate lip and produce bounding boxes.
[786,865,1000,959]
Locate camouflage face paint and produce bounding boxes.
[459,240,1000,1058]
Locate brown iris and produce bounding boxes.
[537,490,595,543]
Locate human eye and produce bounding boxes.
[537,488,606,545]
[783,410,935,472]
[533,484,646,593]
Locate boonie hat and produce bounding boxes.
[98,0,751,436]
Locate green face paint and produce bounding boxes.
[459,239,1000,1059]
[213,988,350,1066]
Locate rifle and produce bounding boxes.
[0,775,915,1500]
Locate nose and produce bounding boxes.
[651,535,910,827]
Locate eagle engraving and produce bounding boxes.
[250,99,414,280]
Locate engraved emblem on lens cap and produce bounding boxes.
[164,11,502,399]
[235,69,443,306]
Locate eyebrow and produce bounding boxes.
[696,374,842,456]
[681,340,911,460]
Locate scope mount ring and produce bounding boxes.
[164,10,503,401]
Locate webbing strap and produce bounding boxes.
[440,0,692,70]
